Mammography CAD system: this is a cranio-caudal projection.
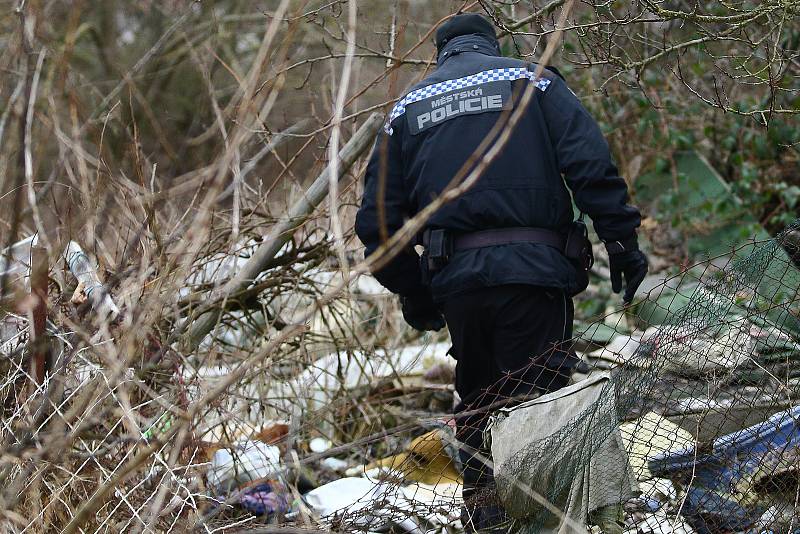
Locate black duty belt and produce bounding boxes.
[452,227,565,252]
[421,227,567,276]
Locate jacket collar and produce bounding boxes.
[437,34,500,66]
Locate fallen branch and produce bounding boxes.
[184,112,383,350]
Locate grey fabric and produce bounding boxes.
[488,373,639,533]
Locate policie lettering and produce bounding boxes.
[406,80,512,135]
[417,94,504,131]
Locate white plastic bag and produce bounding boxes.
[208,440,281,492]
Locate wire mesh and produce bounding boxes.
[1,220,798,533]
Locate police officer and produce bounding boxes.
[355,13,647,531]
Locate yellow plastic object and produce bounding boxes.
[365,429,463,485]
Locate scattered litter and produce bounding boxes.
[239,479,291,516]
[0,235,38,285]
[619,412,695,481]
[587,333,642,366]
[187,343,454,440]
[400,482,462,527]
[309,437,332,453]
[625,508,696,533]
[64,241,120,318]
[208,441,282,493]
[255,422,290,444]
[636,478,677,512]
[638,319,758,374]
[756,501,800,533]
[321,457,349,472]
[0,313,28,357]
[364,428,462,485]
[304,477,385,519]
[0,235,120,318]
[649,405,800,533]
[303,476,419,532]
[575,322,620,349]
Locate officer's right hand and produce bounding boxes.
[400,292,446,332]
[609,249,649,304]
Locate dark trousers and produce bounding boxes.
[442,285,578,531]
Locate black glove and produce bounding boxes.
[608,248,648,304]
[400,292,446,332]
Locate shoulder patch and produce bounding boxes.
[384,68,551,134]
[406,80,512,134]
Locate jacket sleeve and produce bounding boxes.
[539,76,641,243]
[355,126,426,296]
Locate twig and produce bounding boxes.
[327,0,358,279]
[184,112,382,350]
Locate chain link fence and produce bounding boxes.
[2,220,798,533]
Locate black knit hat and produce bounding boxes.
[435,13,497,51]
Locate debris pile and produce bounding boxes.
[1,216,798,533]
[484,220,800,533]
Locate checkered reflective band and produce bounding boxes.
[384,68,552,134]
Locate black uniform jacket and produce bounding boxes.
[355,34,641,301]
